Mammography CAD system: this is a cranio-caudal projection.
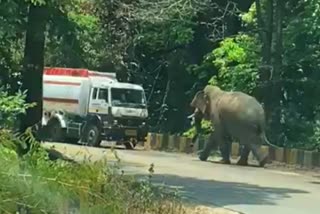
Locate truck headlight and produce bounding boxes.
[140,110,148,118]
[114,109,122,117]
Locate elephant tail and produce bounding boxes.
[260,132,281,149]
[257,115,281,149]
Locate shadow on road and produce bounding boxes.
[133,173,309,208]
[310,181,320,185]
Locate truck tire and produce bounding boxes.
[84,124,101,147]
[48,119,65,142]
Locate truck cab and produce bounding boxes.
[86,81,148,148]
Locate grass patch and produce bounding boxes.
[0,130,187,214]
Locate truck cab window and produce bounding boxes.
[111,88,146,108]
[98,88,109,103]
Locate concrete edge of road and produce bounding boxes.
[144,132,320,170]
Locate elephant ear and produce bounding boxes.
[191,90,208,115]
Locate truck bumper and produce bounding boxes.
[101,125,148,142]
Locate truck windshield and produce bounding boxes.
[111,88,146,108]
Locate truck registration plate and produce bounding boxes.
[125,129,137,136]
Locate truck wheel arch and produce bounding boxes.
[46,117,65,142]
[47,113,67,128]
[84,115,103,131]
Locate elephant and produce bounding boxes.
[190,108,252,165]
[190,85,271,167]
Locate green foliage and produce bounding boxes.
[239,3,257,28]
[274,0,320,149]
[45,0,105,69]
[132,0,206,52]
[183,120,213,138]
[0,89,35,129]
[0,0,26,89]
[209,34,260,94]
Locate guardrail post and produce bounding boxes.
[148,133,156,150]
[155,133,163,150]
[287,149,298,165]
[284,148,291,164]
[144,133,152,150]
[161,133,169,150]
[297,149,305,166]
[179,136,187,153]
[313,152,320,167]
[168,134,177,151]
[261,145,269,162]
[303,151,314,168]
[275,148,284,162]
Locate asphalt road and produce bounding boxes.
[45,142,320,214]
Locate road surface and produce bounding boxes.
[45,142,320,214]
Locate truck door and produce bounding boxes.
[88,87,99,114]
[96,88,110,114]
[89,88,110,114]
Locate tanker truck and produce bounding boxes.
[41,67,148,149]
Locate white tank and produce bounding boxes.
[43,67,116,117]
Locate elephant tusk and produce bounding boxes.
[187,113,195,119]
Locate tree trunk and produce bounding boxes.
[271,0,284,144]
[20,5,48,135]
[255,0,274,128]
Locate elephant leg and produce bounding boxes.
[198,132,215,161]
[192,133,198,144]
[249,144,268,167]
[199,130,222,161]
[237,145,251,166]
[218,137,231,164]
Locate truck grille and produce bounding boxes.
[117,118,143,127]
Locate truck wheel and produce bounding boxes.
[48,119,64,142]
[85,124,101,147]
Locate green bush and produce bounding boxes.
[0,89,35,130]
[183,120,213,139]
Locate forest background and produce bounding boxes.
[1,0,320,151]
